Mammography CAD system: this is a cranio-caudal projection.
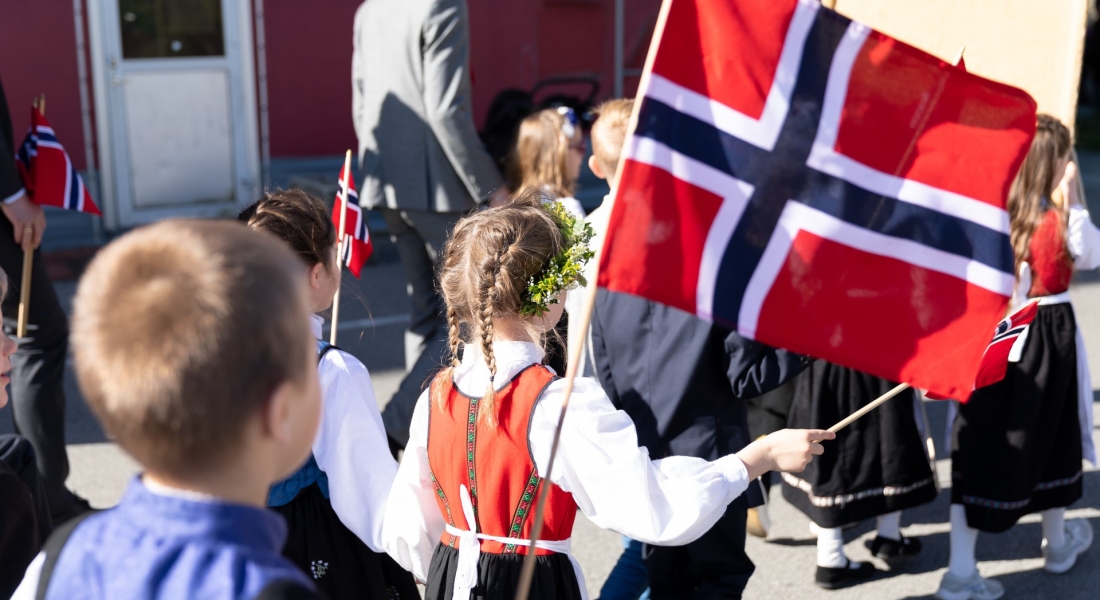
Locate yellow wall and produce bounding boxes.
[833,0,1089,130]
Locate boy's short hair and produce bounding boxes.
[71,219,313,477]
[590,99,635,180]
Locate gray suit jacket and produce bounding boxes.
[352,0,502,213]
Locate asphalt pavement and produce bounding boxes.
[3,153,1100,598]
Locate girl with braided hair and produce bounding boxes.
[239,190,419,599]
[382,189,835,599]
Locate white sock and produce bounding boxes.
[948,504,978,579]
[877,511,902,541]
[1042,508,1067,549]
[816,525,853,568]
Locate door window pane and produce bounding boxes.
[119,0,225,59]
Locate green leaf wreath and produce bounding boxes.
[520,201,596,317]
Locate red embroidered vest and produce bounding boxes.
[426,364,578,555]
[1028,208,1073,297]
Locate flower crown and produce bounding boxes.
[520,201,596,317]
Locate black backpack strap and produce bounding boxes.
[316,340,338,364]
[35,510,98,600]
[254,579,330,600]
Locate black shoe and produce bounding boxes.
[815,559,877,590]
[51,490,92,524]
[866,534,922,561]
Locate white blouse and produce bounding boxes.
[382,340,749,583]
[311,315,397,552]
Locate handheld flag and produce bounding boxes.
[597,0,1037,401]
[925,301,1040,400]
[332,165,373,277]
[16,105,101,215]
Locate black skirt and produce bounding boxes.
[951,303,1083,533]
[272,483,420,599]
[781,362,937,528]
[424,543,584,600]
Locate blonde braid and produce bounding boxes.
[477,246,509,427]
[447,305,462,368]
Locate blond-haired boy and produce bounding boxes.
[13,220,326,600]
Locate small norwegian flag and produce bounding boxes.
[332,165,372,278]
[16,106,101,216]
[926,301,1039,401]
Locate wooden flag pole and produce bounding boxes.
[16,238,33,338]
[329,150,352,346]
[827,383,911,433]
[16,94,45,338]
[513,1,673,599]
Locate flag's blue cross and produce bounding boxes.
[631,8,1011,329]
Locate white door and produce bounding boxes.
[90,0,259,228]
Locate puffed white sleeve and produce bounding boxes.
[382,389,443,583]
[1068,205,1100,271]
[528,377,749,546]
[312,351,398,552]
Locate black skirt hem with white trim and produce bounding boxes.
[951,303,1084,533]
[781,361,937,528]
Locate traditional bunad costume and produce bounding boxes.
[266,315,418,599]
[782,362,936,587]
[383,341,754,600]
[951,202,1100,532]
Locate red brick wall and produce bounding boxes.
[0,0,90,169]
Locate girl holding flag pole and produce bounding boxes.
[381,190,834,600]
[239,175,416,599]
[938,115,1100,600]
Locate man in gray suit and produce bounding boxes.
[353,0,503,448]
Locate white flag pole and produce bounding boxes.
[330,150,352,346]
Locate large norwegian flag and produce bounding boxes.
[332,165,373,278]
[16,106,101,215]
[597,0,1036,400]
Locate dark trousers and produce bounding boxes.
[0,215,74,516]
[0,434,51,598]
[377,207,465,447]
[644,505,754,599]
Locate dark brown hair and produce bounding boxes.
[239,188,337,271]
[435,189,565,426]
[1008,114,1073,272]
[71,220,314,477]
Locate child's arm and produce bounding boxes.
[382,390,444,583]
[724,332,812,399]
[312,351,398,552]
[529,378,830,547]
[1062,163,1100,271]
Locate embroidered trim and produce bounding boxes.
[466,395,480,531]
[961,470,1083,510]
[503,469,542,554]
[430,470,457,547]
[782,473,935,508]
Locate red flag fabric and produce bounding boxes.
[16,106,101,215]
[332,165,373,278]
[925,301,1040,401]
[597,0,1037,400]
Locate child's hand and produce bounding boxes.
[736,429,834,480]
[1059,161,1081,208]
